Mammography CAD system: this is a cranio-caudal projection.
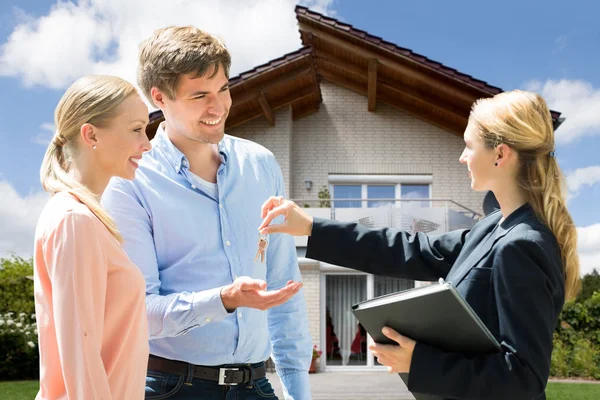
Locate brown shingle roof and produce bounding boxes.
[296,6,503,95]
[228,46,314,86]
[148,6,563,132]
[295,5,563,127]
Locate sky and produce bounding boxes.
[0,0,598,274]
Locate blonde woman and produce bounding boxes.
[34,75,151,399]
[259,90,580,400]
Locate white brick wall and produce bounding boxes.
[291,82,484,214]
[300,262,321,351]
[228,82,483,215]
[228,105,293,196]
[227,82,486,365]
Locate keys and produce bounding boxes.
[254,234,269,263]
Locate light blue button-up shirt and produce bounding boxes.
[102,125,312,399]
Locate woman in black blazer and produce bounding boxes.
[258,90,580,400]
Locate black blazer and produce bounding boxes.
[306,204,565,400]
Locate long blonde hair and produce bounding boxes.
[40,75,138,243]
[470,90,580,301]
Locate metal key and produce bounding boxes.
[254,234,269,263]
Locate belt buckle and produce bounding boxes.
[218,367,239,385]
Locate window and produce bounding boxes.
[367,185,395,208]
[329,175,431,209]
[401,184,430,207]
[332,185,362,208]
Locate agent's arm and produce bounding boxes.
[260,197,468,281]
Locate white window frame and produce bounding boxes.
[328,175,432,208]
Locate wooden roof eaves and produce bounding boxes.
[295,5,563,127]
[147,46,323,129]
[296,6,501,95]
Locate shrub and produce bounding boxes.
[571,338,600,379]
[0,312,39,380]
[0,257,39,380]
[577,269,600,303]
[0,256,35,315]
[552,291,600,380]
[550,335,570,378]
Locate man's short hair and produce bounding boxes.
[137,26,231,107]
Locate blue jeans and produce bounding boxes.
[145,362,279,400]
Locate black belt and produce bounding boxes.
[148,355,267,385]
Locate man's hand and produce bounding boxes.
[220,276,302,312]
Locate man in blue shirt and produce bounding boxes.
[102,26,312,400]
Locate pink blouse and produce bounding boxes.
[33,192,149,399]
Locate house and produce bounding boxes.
[145,6,563,372]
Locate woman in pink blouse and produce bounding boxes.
[34,75,151,399]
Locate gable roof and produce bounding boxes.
[146,6,563,139]
[147,45,321,138]
[296,6,504,96]
[295,6,563,134]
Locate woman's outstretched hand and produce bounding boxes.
[259,196,314,236]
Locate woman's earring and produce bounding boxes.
[494,162,498,166]
[92,145,97,150]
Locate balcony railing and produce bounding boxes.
[290,198,481,247]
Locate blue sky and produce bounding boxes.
[0,0,598,273]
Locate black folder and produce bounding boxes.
[351,281,501,400]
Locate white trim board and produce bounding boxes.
[328,174,432,184]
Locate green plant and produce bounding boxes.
[577,269,600,303]
[571,337,600,379]
[312,345,322,359]
[0,258,39,380]
[549,276,600,380]
[0,256,35,315]
[550,336,570,377]
[0,312,39,380]
[318,186,330,208]
[560,292,600,342]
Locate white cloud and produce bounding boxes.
[525,79,600,144]
[0,181,49,258]
[566,165,600,197]
[32,122,55,146]
[0,0,336,91]
[0,0,336,257]
[577,224,600,276]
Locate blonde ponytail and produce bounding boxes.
[40,75,138,243]
[471,90,581,301]
[522,156,580,300]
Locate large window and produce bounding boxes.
[332,181,430,208]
